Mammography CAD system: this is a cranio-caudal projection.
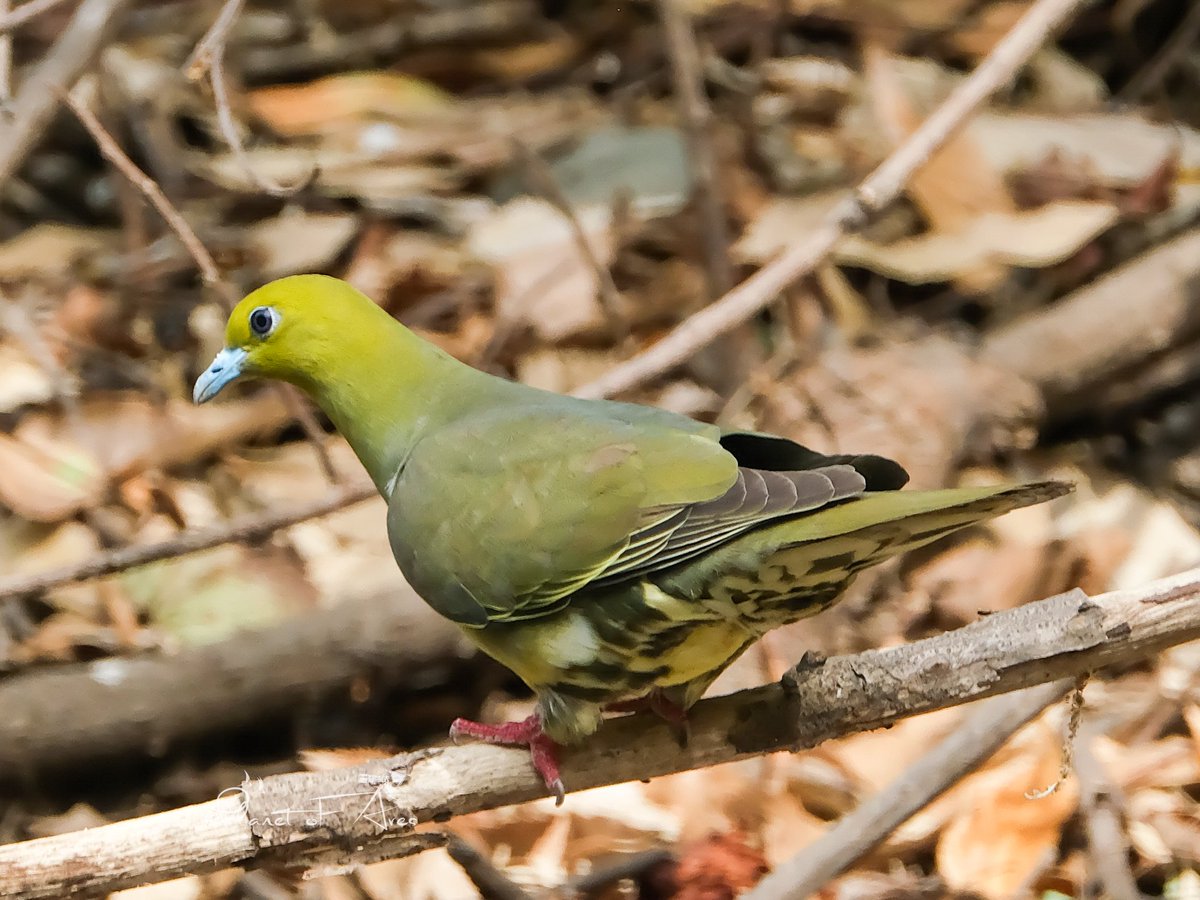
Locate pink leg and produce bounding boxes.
[449,714,565,805]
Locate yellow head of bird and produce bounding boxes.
[193,274,379,403]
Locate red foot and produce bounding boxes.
[449,714,565,805]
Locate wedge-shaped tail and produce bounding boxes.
[660,481,1073,627]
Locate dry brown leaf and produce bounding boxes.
[222,441,415,610]
[248,72,454,137]
[836,201,1119,287]
[26,803,109,838]
[0,392,290,522]
[1023,48,1109,114]
[758,788,829,867]
[0,519,99,586]
[198,146,460,203]
[1184,705,1200,763]
[300,747,396,771]
[861,45,1017,290]
[358,848,480,900]
[970,112,1200,190]
[0,225,114,279]
[671,832,767,900]
[119,541,319,646]
[739,193,1118,290]
[908,539,1055,627]
[107,876,204,900]
[53,283,127,362]
[468,197,612,342]
[865,44,1015,233]
[342,227,468,310]
[11,610,125,664]
[0,431,105,522]
[773,752,860,821]
[467,32,581,82]
[733,191,843,264]
[642,766,743,846]
[949,1,1027,56]
[825,706,965,794]
[0,342,56,412]
[412,313,494,363]
[244,210,360,280]
[313,874,365,900]
[1092,735,1200,792]
[759,56,859,116]
[790,0,976,31]
[936,720,1078,899]
[516,347,625,394]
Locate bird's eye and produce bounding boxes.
[248,306,277,338]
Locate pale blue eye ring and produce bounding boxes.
[249,306,278,338]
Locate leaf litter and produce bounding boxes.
[2,1,1200,898]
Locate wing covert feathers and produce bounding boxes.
[592,463,868,585]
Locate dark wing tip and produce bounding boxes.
[718,431,909,491]
[994,479,1075,508]
[846,455,909,491]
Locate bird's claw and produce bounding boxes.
[448,714,566,803]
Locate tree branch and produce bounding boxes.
[4,566,1200,899]
[574,0,1091,400]
[0,0,75,38]
[980,227,1200,416]
[742,680,1074,900]
[657,0,733,297]
[0,483,374,602]
[0,581,465,776]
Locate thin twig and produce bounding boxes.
[240,0,535,80]
[189,0,314,197]
[209,53,315,196]
[446,835,534,900]
[63,84,230,299]
[0,0,134,187]
[5,568,1200,899]
[511,139,626,342]
[559,849,675,898]
[657,0,733,297]
[0,483,375,602]
[181,0,243,82]
[574,0,1091,399]
[0,0,12,105]
[1119,0,1200,101]
[1026,673,1088,798]
[0,0,73,35]
[65,84,340,481]
[743,681,1073,900]
[1075,735,1141,900]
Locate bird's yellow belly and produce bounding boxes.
[465,595,748,698]
[652,621,749,685]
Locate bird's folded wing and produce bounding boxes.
[394,407,873,625]
[588,464,866,586]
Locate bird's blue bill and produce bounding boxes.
[193,347,248,404]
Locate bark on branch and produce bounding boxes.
[3,568,1200,899]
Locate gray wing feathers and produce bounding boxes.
[592,464,866,585]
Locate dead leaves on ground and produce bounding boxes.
[3,0,1200,897]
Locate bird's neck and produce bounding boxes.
[304,315,486,495]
